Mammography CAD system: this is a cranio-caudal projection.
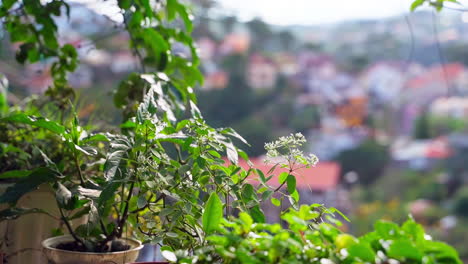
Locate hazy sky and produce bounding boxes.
[217,0,421,25]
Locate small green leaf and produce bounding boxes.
[225,141,238,165]
[286,174,296,194]
[242,184,255,201]
[166,232,178,238]
[0,170,32,179]
[388,240,423,261]
[162,250,177,262]
[0,74,8,114]
[291,190,300,203]
[411,0,425,11]
[278,172,289,184]
[348,242,376,262]
[202,193,223,234]
[175,119,189,132]
[137,195,147,209]
[56,183,72,207]
[256,169,266,183]
[261,190,273,201]
[118,0,131,9]
[249,205,265,223]
[81,134,108,143]
[1,113,65,134]
[0,168,57,204]
[271,197,281,207]
[166,0,177,20]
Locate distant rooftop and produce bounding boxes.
[226,158,341,191]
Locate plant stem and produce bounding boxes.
[57,203,84,246]
[74,154,85,185]
[273,168,293,193]
[117,181,135,237]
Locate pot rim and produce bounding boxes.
[42,235,144,256]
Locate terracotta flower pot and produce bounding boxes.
[42,235,143,264]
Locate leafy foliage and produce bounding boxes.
[166,205,461,264]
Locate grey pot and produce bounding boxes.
[42,235,143,264]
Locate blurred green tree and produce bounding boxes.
[335,140,390,186]
[414,111,431,139]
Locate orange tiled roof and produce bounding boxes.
[406,63,464,89]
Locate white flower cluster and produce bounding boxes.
[264,133,319,167]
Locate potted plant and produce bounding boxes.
[0,81,90,263]
[0,77,275,264]
[0,1,277,263]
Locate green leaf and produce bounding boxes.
[401,218,424,241]
[225,141,238,165]
[2,0,17,10]
[241,184,255,201]
[104,136,131,180]
[328,207,351,222]
[423,241,462,264]
[175,119,189,132]
[74,145,97,156]
[248,205,265,223]
[388,240,423,261]
[166,0,177,20]
[291,190,300,203]
[0,74,8,114]
[411,0,425,11]
[0,170,32,179]
[238,150,249,161]
[175,3,193,32]
[162,250,177,262]
[271,197,281,207]
[142,28,169,52]
[0,167,57,204]
[348,242,376,262]
[137,195,147,209]
[55,182,72,207]
[256,169,266,183]
[1,113,65,134]
[261,190,273,201]
[286,174,296,194]
[202,193,223,234]
[81,134,108,143]
[98,181,120,210]
[118,0,131,9]
[88,203,99,224]
[278,172,289,184]
[374,220,400,239]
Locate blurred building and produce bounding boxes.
[219,33,250,55]
[431,97,468,118]
[247,54,278,90]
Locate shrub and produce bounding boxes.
[167,204,462,264]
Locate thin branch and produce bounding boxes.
[431,11,451,96]
[57,203,84,246]
[123,13,147,73]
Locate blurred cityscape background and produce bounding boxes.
[3,0,468,260]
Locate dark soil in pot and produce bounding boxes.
[55,240,131,253]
